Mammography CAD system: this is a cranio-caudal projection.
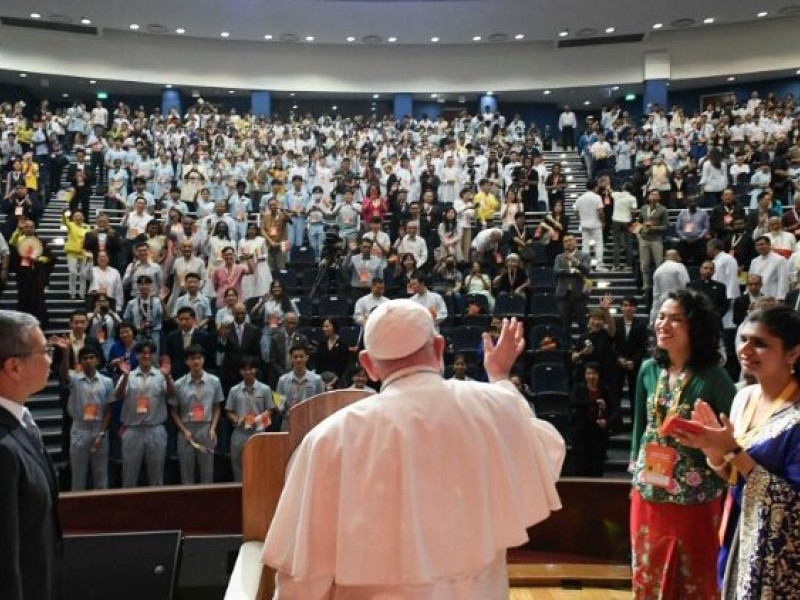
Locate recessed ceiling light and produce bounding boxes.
[430,93,438,98]
[373,93,380,99]
[703,17,715,24]
[558,30,569,37]
[19,73,27,78]
[80,17,92,25]
[543,90,551,95]
[612,85,620,91]
[89,79,97,84]
[727,76,736,81]
[165,84,173,88]
[472,36,482,41]
[304,36,314,42]
[514,34,525,40]
[653,23,663,29]
[175,27,186,34]
[228,90,235,94]
[129,23,140,30]
[30,12,41,19]
[797,69,800,75]
[264,34,273,40]
[605,27,616,33]
[486,91,494,96]
[62,93,69,98]
[289,92,296,97]
[346,36,355,42]
[332,105,338,110]
[757,11,768,17]
[583,100,591,105]
[430,36,440,42]
[292,104,298,109]
[221,31,230,38]
[387,36,397,43]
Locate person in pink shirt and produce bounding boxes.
[211,246,254,308]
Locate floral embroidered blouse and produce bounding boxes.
[631,359,736,504]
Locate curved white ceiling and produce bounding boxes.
[6,0,800,45]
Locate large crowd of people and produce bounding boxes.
[0,88,799,598]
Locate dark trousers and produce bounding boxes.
[561,126,576,150]
[70,188,91,221]
[558,293,587,339]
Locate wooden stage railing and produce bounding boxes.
[59,478,632,563]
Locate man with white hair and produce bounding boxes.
[262,300,565,597]
[650,249,690,323]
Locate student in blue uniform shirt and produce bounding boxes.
[169,345,224,485]
[276,344,324,432]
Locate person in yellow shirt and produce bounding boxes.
[61,209,91,299]
[473,178,500,229]
[21,153,39,197]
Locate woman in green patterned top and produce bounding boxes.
[630,289,736,599]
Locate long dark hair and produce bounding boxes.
[743,306,800,382]
[653,288,721,371]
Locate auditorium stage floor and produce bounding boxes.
[511,589,630,599]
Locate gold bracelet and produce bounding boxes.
[706,456,727,470]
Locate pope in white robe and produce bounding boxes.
[262,299,565,599]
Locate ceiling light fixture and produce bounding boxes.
[486,91,494,96]
[305,36,315,41]
[472,36,482,41]
[129,23,140,30]
[387,36,397,43]
[612,85,620,91]
[652,23,663,29]
[332,105,338,110]
[703,17,715,24]
[89,79,97,84]
[727,76,736,81]
[229,90,235,94]
[757,11,768,17]
[30,12,41,19]
[373,93,380,99]
[430,36,440,42]
[175,27,186,34]
[264,34,273,40]
[62,93,69,98]
[583,100,591,105]
[558,30,569,37]
[346,36,355,42]
[80,18,92,25]
[430,93,438,98]
[514,33,525,40]
[165,84,173,88]
[289,92,295,97]
[221,31,230,38]
[19,73,27,78]
[543,90,551,95]
[605,27,616,33]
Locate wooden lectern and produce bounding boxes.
[225,389,372,600]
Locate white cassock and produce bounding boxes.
[262,366,565,599]
[712,251,741,329]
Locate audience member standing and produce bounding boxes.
[554,233,591,335]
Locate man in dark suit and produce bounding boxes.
[164,307,215,379]
[0,310,62,600]
[687,260,729,322]
[733,274,763,326]
[724,216,756,271]
[67,147,95,219]
[218,302,261,393]
[266,311,309,387]
[82,212,124,272]
[613,296,649,403]
[554,233,591,335]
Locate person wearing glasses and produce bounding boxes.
[0,310,61,600]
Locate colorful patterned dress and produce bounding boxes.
[630,359,736,599]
